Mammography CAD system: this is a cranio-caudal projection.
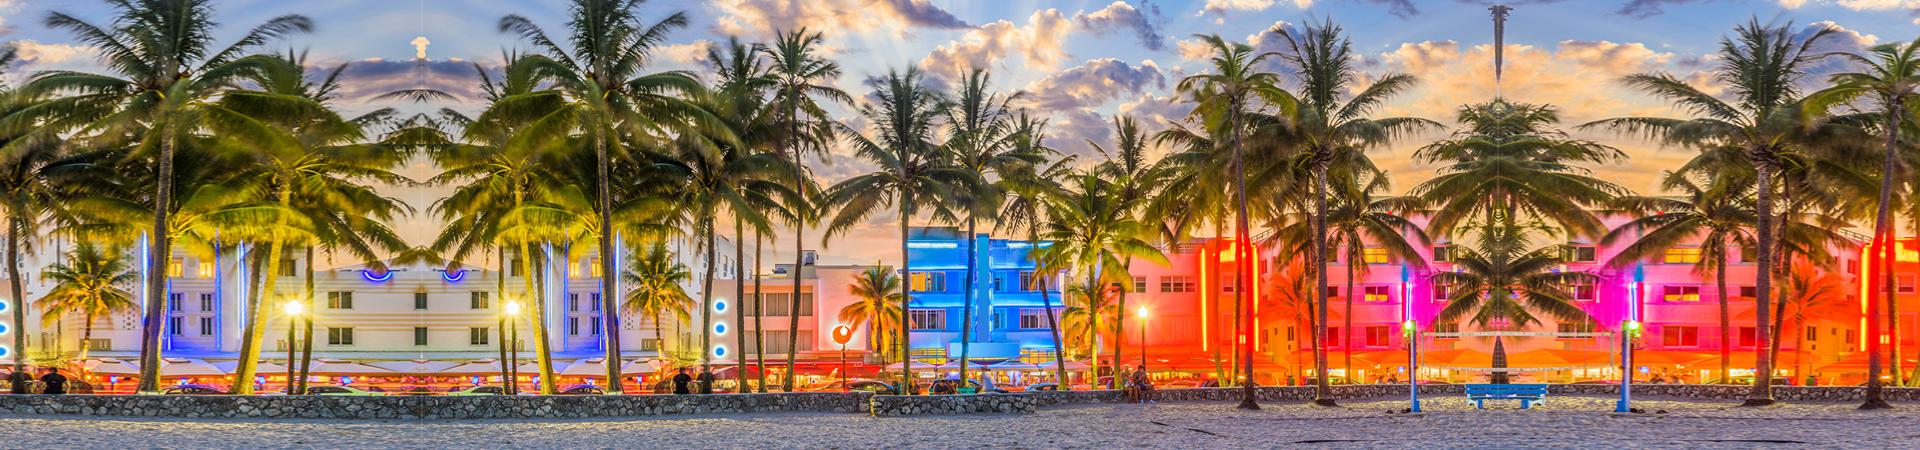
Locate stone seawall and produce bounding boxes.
[865,384,1920,416]
[0,392,872,419]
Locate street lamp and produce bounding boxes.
[1136,306,1149,367]
[504,300,523,395]
[283,299,303,394]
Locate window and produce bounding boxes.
[198,317,214,336]
[328,327,354,346]
[1018,308,1056,329]
[909,309,947,330]
[1132,276,1147,293]
[1362,247,1390,264]
[588,257,603,277]
[1433,284,1452,302]
[469,327,489,346]
[1662,285,1701,302]
[1661,326,1699,347]
[1432,322,1460,339]
[168,317,182,335]
[470,291,489,310]
[326,291,354,309]
[414,292,429,310]
[1663,248,1703,264]
[641,338,662,352]
[1221,274,1238,293]
[197,261,214,278]
[1158,276,1196,293]
[1900,275,1917,294]
[1432,245,1453,262]
[1365,326,1390,347]
[1739,286,1758,299]
[591,293,601,311]
[568,293,580,312]
[568,317,580,336]
[1572,282,1596,301]
[1020,271,1050,291]
[167,258,184,277]
[1740,245,1759,263]
[909,272,947,292]
[1567,245,1597,263]
[199,293,215,312]
[1557,320,1596,334]
[1324,327,1342,347]
[1286,326,1296,342]
[510,258,524,277]
[1738,327,1757,347]
[414,327,429,346]
[168,293,183,312]
[1362,285,1391,302]
[279,258,296,277]
[590,317,601,335]
[759,293,816,316]
[1324,286,1340,299]
[1806,326,1818,340]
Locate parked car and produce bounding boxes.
[560,384,606,395]
[805,379,895,393]
[305,385,386,396]
[1162,380,1202,389]
[915,378,1007,394]
[446,386,505,396]
[162,384,227,395]
[1024,383,1060,391]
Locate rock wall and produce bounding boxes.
[0,392,872,419]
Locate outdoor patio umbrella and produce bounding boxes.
[158,358,225,377]
[366,360,461,375]
[988,361,1042,371]
[438,360,509,376]
[305,360,398,376]
[559,358,611,377]
[213,360,290,375]
[934,360,990,371]
[84,358,140,376]
[619,358,660,375]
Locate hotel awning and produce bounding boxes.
[304,360,397,376]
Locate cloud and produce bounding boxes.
[410,36,430,60]
[1074,1,1166,51]
[659,40,714,65]
[1616,0,1703,18]
[1176,38,1214,61]
[1364,0,1421,17]
[711,0,968,38]
[1044,107,1113,160]
[918,9,1072,83]
[1200,0,1277,16]
[1019,58,1166,110]
[325,58,491,103]
[1118,93,1195,146]
[11,40,89,64]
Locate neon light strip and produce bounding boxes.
[1861,245,1872,346]
[442,270,467,283]
[362,270,394,282]
[906,242,959,249]
[1200,246,1209,352]
[1251,241,1261,349]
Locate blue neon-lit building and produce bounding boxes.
[902,227,1063,363]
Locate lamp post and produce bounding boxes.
[283,299,303,394]
[1619,319,1641,412]
[1136,306,1149,366]
[505,300,522,395]
[833,325,853,392]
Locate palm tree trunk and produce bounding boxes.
[1114,258,1132,382]
[79,312,94,379]
[518,244,556,394]
[1794,315,1807,384]
[699,213,717,369]
[784,104,807,393]
[1861,103,1903,409]
[1716,245,1731,384]
[734,217,748,391]
[1492,336,1509,384]
[1345,256,1355,383]
[1311,165,1334,406]
[1032,227,1069,389]
[592,133,626,393]
[897,200,914,395]
[959,214,977,388]
[754,232,767,393]
[234,185,293,395]
[494,250,509,391]
[1087,278,1101,387]
[1744,153,1777,406]
[135,133,176,395]
[1228,99,1257,409]
[296,247,316,394]
[7,214,26,374]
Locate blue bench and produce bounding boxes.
[1463,384,1548,409]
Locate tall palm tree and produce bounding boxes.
[499,0,716,392]
[942,68,1037,385]
[1778,264,1850,382]
[0,47,66,375]
[1605,177,1754,384]
[762,28,849,392]
[1414,99,1629,239]
[839,265,904,363]
[1275,20,1436,405]
[1433,223,1595,384]
[1090,116,1165,380]
[29,0,312,394]
[1177,33,1293,409]
[622,241,696,363]
[1804,36,1920,408]
[822,66,965,394]
[35,243,138,374]
[997,114,1074,387]
[1588,19,1839,405]
[1273,172,1428,379]
[1037,172,1168,385]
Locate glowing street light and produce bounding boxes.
[503,300,523,395]
[283,299,303,394]
[1136,306,1149,366]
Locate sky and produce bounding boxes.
[1,0,1918,266]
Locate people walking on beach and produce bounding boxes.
[672,368,692,395]
[39,368,66,395]
[696,365,715,394]
[8,366,31,394]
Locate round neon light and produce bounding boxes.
[0,322,10,336]
[0,346,10,358]
[362,270,394,283]
[714,323,727,335]
[713,298,727,312]
[442,270,467,283]
[0,299,10,313]
[713,346,727,358]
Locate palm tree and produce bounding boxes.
[1060,283,1119,363]
[1605,176,1754,384]
[1433,223,1596,384]
[622,241,696,363]
[34,243,138,375]
[997,114,1074,387]
[822,66,965,394]
[1037,172,1168,386]
[1414,99,1629,239]
[1804,36,1920,408]
[499,0,715,392]
[762,28,850,392]
[29,0,312,394]
[1177,33,1294,409]
[1274,172,1428,380]
[1275,20,1437,405]
[839,265,904,363]
[0,46,65,375]
[1588,19,1839,405]
[942,68,1037,385]
[1778,264,1850,383]
[1090,116,1165,381]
